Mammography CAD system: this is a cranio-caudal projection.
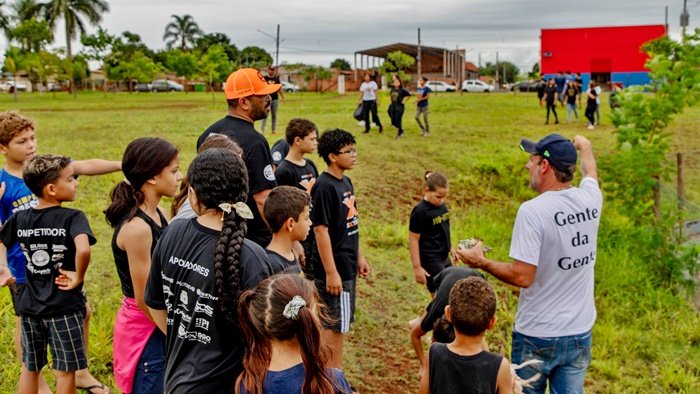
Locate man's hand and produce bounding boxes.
[55,269,83,291]
[412,266,430,285]
[358,256,371,278]
[573,134,591,150]
[0,265,15,287]
[326,271,342,296]
[456,242,487,269]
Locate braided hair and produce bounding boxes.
[187,148,249,323]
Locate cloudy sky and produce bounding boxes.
[3,0,698,73]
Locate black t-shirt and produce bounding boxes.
[274,159,318,194]
[409,199,451,265]
[565,84,579,105]
[0,206,96,317]
[145,218,274,394]
[270,139,290,167]
[198,116,278,247]
[420,267,484,332]
[310,172,358,281]
[544,85,558,104]
[389,87,411,107]
[587,88,598,107]
[112,209,167,298]
[266,250,302,275]
[265,75,281,101]
[428,343,503,394]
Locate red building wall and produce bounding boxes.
[541,25,666,74]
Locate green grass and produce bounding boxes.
[0,90,699,393]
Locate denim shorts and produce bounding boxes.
[131,329,166,394]
[511,329,592,394]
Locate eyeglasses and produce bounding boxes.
[336,148,357,156]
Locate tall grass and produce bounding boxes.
[0,90,698,392]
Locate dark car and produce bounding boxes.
[511,81,541,92]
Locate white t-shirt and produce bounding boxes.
[360,81,378,101]
[594,86,602,105]
[509,177,603,337]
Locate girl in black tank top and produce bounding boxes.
[105,138,182,394]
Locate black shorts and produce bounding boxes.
[314,279,356,334]
[21,310,87,372]
[8,282,23,317]
[423,257,452,293]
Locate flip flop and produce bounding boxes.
[78,383,111,394]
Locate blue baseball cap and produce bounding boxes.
[520,134,577,174]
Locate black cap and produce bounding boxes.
[520,134,577,173]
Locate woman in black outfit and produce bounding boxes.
[544,78,559,125]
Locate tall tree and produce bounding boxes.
[11,0,40,21]
[163,14,201,51]
[239,46,272,68]
[330,58,351,71]
[9,18,52,52]
[0,2,10,38]
[37,0,110,94]
[196,32,238,63]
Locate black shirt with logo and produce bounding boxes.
[0,206,96,317]
[565,84,579,105]
[389,87,411,107]
[265,75,281,101]
[274,159,318,194]
[428,343,503,394]
[409,199,451,265]
[198,116,278,247]
[145,218,273,394]
[420,267,484,332]
[310,172,359,282]
[270,138,290,167]
[265,250,302,275]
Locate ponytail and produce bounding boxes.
[296,306,335,394]
[424,170,448,191]
[105,181,143,227]
[237,289,270,394]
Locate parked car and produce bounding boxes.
[282,81,300,92]
[426,81,456,92]
[510,80,541,92]
[135,83,152,92]
[0,81,28,92]
[461,79,494,92]
[151,79,184,92]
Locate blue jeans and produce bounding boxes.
[131,329,166,394]
[511,330,592,394]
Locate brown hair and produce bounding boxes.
[23,154,71,197]
[0,111,34,146]
[448,276,496,336]
[237,274,340,394]
[285,118,317,145]
[424,171,448,191]
[170,134,243,217]
[263,186,311,233]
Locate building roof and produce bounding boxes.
[355,42,451,58]
[465,62,478,72]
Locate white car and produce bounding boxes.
[425,81,456,92]
[282,81,300,92]
[462,79,494,93]
[0,81,28,92]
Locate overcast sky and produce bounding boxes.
[2,0,698,73]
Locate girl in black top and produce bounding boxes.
[585,82,598,129]
[544,78,559,124]
[388,74,411,139]
[145,148,274,393]
[105,137,181,394]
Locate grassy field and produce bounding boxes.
[0,90,699,393]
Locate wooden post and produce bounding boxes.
[417,28,422,81]
[678,152,685,240]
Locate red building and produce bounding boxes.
[541,25,666,87]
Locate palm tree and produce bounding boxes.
[163,14,202,52]
[0,2,10,38]
[12,0,40,21]
[37,0,110,94]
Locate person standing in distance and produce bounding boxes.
[457,134,601,394]
[197,68,280,248]
[260,66,286,134]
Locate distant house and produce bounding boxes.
[353,42,469,87]
[540,25,666,88]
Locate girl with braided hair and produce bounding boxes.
[106,137,181,394]
[145,148,274,393]
[237,274,352,394]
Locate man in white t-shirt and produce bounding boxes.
[457,133,601,394]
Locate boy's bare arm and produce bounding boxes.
[409,232,428,284]
[71,159,121,176]
[496,358,514,394]
[418,347,430,394]
[357,248,370,278]
[314,225,342,295]
[56,234,90,290]
[148,307,168,334]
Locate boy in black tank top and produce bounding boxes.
[419,276,514,394]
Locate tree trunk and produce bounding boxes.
[12,72,18,102]
[66,21,74,96]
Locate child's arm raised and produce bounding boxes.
[314,225,342,295]
[71,159,121,176]
[56,234,90,290]
[409,231,429,285]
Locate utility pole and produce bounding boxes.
[417,28,422,81]
[681,0,689,41]
[665,6,669,35]
[275,24,280,68]
[495,51,499,90]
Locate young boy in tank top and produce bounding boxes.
[419,276,513,394]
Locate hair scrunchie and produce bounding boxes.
[283,295,307,320]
